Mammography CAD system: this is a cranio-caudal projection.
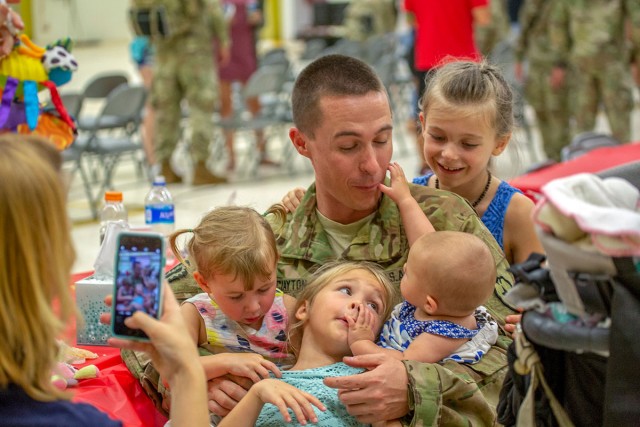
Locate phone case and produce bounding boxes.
[111,231,165,341]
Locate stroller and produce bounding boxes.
[497,161,640,427]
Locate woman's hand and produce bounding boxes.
[105,283,202,385]
[504,313,522,335]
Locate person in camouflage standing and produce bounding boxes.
[146,0,230,185]
[549,0,640,145]
[342,0,398,42]
[515,0,571,161]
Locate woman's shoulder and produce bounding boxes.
[0,387,122,427]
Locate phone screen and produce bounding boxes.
[112,232,164,340]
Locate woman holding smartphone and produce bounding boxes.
[0,134,208,427]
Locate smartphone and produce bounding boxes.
[111,231,165,341]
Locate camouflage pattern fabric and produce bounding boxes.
[147,0,229,163]
[342,0,397,42]
[515,0,571,161]
[405,336,512,426]
[549,0,640,144]
[267,182,515,425]
[152,181,516,423]
[475,0,510,57]
[267,182,515,323]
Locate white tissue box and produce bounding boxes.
[75,275,113,346]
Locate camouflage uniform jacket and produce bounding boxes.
[268,182,516,426]
[548,0,640,67]
[342,0,397,42]
[163,182,516,425]
[143,0,229,53]
[515,0,565,66]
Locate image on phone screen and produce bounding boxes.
[113,233,164,340]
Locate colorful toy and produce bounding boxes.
[0,1,78,149]
[52,363,100,390]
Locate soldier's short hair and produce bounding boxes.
[291,54,388,136]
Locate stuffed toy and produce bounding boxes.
[52,363,100,390]
[0,0,78,149]
[52,340,100,390]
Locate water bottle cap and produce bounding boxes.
[104,191,123,202]
[153,175,167,186]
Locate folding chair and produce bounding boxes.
[76,72,129,131]
[75,85,147,212]
[214,63,292,177]
[61,142,99,219]
[372,52,415,155]
[299,38,327,61]
[561,132,620,162]
[60,92,83,120]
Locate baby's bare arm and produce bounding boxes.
[402,333,467,363]
[379,162,435,246]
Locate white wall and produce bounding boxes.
[32,0,130,45]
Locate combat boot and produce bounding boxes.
[161,159,183,184]
[192,161,227,186]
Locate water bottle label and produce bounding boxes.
[145,204,175,224]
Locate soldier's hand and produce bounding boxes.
[324,353,409,423]
[207,374,251,416]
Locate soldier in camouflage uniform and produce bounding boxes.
[144,0,230,185]
[342,0,397,42]
[475,0,510,57]
[160,54,517,425]
[515,0,571,161]
[549,0,640,145]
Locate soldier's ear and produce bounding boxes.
[290,127,311,159]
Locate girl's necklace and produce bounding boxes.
[435,172,492,208]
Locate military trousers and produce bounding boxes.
[525,60,571,161]
[151,47,218,163]
[571,56,633,144]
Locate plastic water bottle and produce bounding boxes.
[144,175,175,237]
[99,191,128,244]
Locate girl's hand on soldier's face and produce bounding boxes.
[253,379,326,424]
